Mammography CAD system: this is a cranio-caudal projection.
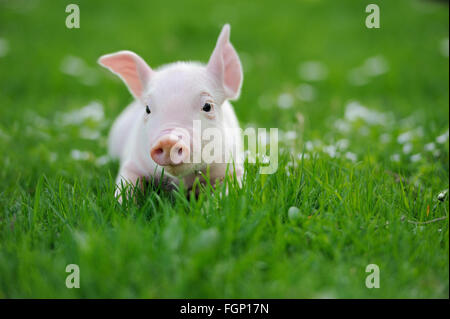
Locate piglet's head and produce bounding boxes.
[98,24,242,176]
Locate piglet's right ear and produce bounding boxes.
[98,50,153,99]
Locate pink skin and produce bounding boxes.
[150,133,190,166]
[98,24,244,202]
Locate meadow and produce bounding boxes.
[0,0,448,298]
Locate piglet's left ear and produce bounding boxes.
[207,24,243,100]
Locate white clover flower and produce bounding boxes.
[402,143,413,154]
[284,130,297,141]
[348,67,369,86]
[60,101,104,126]
[323,145,337,158]
[363,55,389,77]
[436,130,449,144]
[410,153,422,163]
[277,93,294,109]
[424,142,436,152]
[334,119,351,133]
[345,152,357,162]
[298,61,328,82]
[391,154,401,162]
[61,55,87,76]
[80,128,101,140]
[297,153,310,160]
[336,139,350,150]
[71,149,90,161]
[437,190,448,202]
[296,83,316,102]
[344,101,386,125]
[397,131,413,144]
[95,155,111,166]
[61,55,99,86]
[305,141,314,152]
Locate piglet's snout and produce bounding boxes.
[150,134,190,166]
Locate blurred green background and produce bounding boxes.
[0,0,448,298]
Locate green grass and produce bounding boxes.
[0,0,448,298]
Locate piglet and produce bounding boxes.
[98,24,244,201]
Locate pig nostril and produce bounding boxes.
[155,148,163,155]
[178,148,183,156]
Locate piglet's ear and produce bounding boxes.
[207,24,243,100]
[98,50,153,99]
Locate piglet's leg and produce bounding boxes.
[114,161,145,203]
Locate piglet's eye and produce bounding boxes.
[145,105,151,114]
[202,103,212,112]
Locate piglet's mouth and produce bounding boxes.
[163,162,205,178]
